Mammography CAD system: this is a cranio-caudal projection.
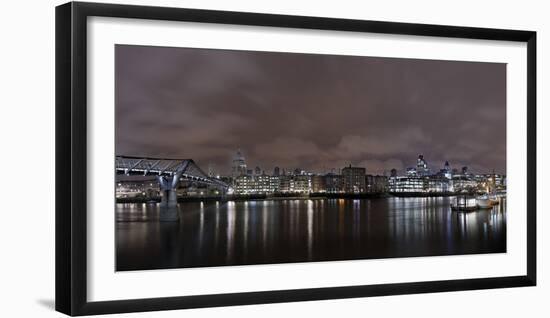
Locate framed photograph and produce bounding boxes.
[55,1,536,316]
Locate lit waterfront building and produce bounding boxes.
[451,166,477,193]
[214,151,503,197]
[453,175,478,192]
[279,175,312,193]
[233,175,256,194]
[388,176,452,194]
[231,149,247,177]
[234,174,274,194]
[389,155,454,194]
[308,171,388,194]
[269,175,281,193]
[427,176,454,193]
[366,175,389,193]
[490,174,507,190]
[256,174,272,192]
[388,175,455,193]
[325,173,344,193]
[311,175,327,193]
[295,175,312,193]
[388,176,425,193]
[179,183,212,197]
[115,180,159,199]
[342,165,366,193]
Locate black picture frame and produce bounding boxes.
[55,1,537,316]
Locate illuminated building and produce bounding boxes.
[403,154,431,177]
[427,176,453,193]
[233,175,256,194]
[234,174,274,194]
[228,152,503,197]
[342,165,366,193]
[406,167,417,177]
[416,154,430,176]
[279,175,312,193]
[269,175,281,193]
[115,180,159,199]
[478,173,506,192]
[366,175,389,193]
[231,149,247,177]
[441,161,452,179]
[256,174,272,193]
[388,176,425,193]
[311,175,327,193]
[452,175,477,193]
[325,174,344,193]
[389,155,456,193]
[451,167,476,193]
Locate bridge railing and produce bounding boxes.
[115,156,230,189]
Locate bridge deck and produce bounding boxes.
[115,156,228,188]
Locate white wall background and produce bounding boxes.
[0,0,547,316]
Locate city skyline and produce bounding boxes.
[115,45,506,175]
[218,149,496,177]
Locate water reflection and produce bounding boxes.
[116,197,506,271]
[307,200,314,259]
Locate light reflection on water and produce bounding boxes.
[116,197,506,271]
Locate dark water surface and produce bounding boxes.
[116,197,506,271]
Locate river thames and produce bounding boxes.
[115,197,506,271]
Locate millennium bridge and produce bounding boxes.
[116,156,229,221]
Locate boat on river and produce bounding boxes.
[451,196,478,212]
[476,195,493,209]
[476,194,500,209]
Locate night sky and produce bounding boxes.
[115,45,506,176]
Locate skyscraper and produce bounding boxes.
[442,161,452,179]
[231,149,247,177]
[416,154,430,176]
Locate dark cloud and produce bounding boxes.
[115,45,506,175]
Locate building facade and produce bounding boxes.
[325,174,344,193]
[226,153,502,197]
[279,175,312,194]
[311,175,327,193]
[366,175,389,193]
[231,149,247,177]
[388,176,425,193]
[233,174,275,194]
[342,165,366,193]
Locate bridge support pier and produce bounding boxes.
[158,175,181,222]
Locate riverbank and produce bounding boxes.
[389,192,455,197]
[116,192,391,203]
